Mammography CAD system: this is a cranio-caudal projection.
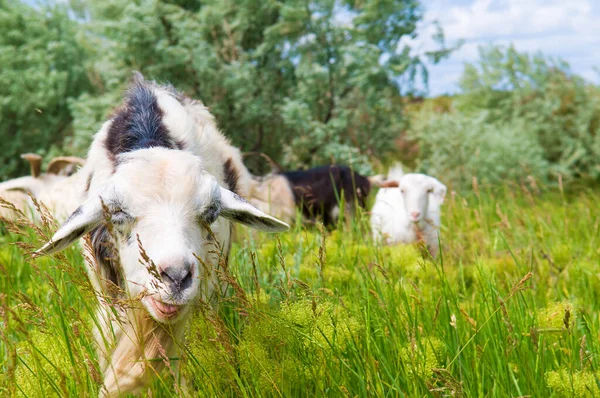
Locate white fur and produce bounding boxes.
[371,171,446,257]
[248,174,297,224]
[0,190,34,220]
[386,162,404,182]
[0,159,85,222]
[36,80,288,396]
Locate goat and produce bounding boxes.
[246,153,381,226]
[33,74,288,396]
[371,165,446,257]
[282,165,375,226]
[0,154,85,221]
[0,190,33,220]
[248,173,297,223]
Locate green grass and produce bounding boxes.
[1,183,600,397]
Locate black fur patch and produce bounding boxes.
[90,225,124,296]
[232,192,250,204]
[221,210,254,226]
[225,223,233,264]
[84,172,93,194]
[201,202,221,225]
[282,165,372,227]
[64,206,83,225]
[69,226,88,241]
[223,158,239,194]
[104,81,184,163]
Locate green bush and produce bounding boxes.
[409,108,550,189]
[457,45,600,181]
[405,44,600,189]
[545,369,600,398]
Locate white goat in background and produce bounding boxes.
[34,74,288,397]
[0,153,85,221]
[371,164,447,257]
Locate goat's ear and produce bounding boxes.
[36,195,104,256]
[429,178,447,204]
[219,187,289,232]
[377,179,400,188]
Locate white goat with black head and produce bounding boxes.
[34,74,288,396]
[371,165,446,257]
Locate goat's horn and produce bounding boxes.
[242,152,283,174]
[20,153,42,178]
[46,156,86,175]
[377,180,400,188]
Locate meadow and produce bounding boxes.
[1,180,599,397]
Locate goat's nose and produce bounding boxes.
[410,211,421,219]
[160,264,193,293]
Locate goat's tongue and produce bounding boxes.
[153,299,179,315]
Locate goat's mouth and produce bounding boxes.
[147,297,184,321]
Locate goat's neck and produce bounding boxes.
[101,307,186,396]
[412,222,424,242]
[411,217,436,240]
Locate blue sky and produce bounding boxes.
[406,0,600,96]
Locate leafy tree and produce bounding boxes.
[0,0,91,179]
[409,107,550,189]
[407,45,600,189]
[68,0,454,174]
[456,45,600,180]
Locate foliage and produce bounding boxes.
[2,184,600,396]
[457,45,600,181]
[14,331,84,397]
[409,107,550,189]
[0,1,92,179]
[51,0,453,175]
[545,369,600,398]
[405,44,600,189]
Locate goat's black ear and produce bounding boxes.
[219,187,289,232]
[36,195,104,256]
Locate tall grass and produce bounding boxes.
[1,182,599,397]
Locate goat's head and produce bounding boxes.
[380,173,446,223]
[36,148,288,323]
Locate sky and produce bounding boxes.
[408,0,600,96]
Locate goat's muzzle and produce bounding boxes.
[410,211,421,222]
[148,297,183,320]
[160,264,193,294]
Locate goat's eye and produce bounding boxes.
[400,189,406,194]
[199,202,221,225]
[427,188,434,193]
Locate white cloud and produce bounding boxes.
[410,0,600,95]
[437,0,595,41]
